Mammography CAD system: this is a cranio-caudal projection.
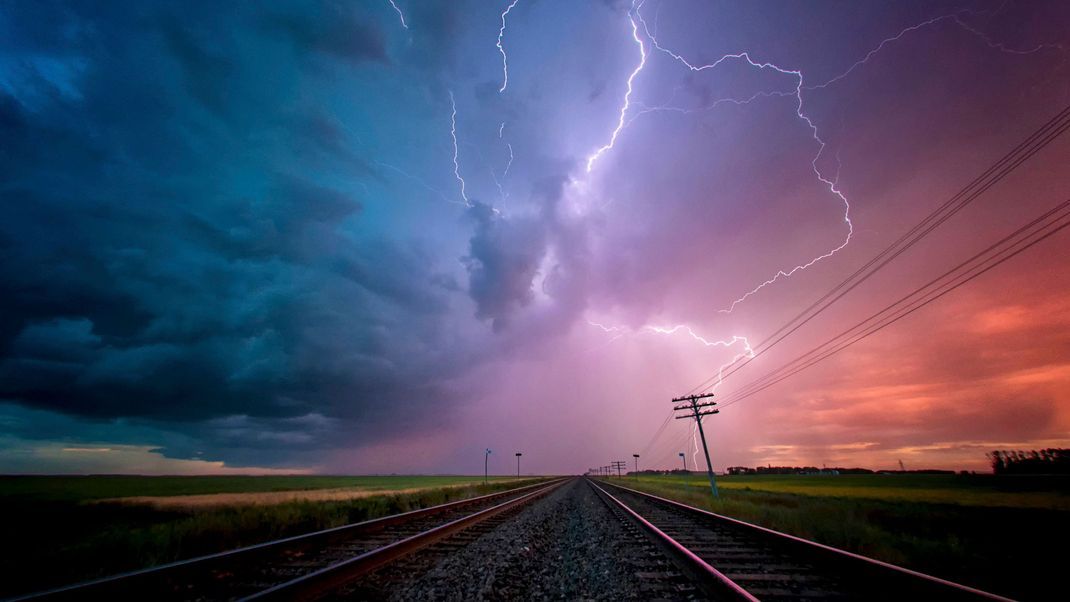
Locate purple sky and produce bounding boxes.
[1,0,1069,475]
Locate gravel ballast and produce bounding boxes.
[343,478,697,601]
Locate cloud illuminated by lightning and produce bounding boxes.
[387,0,408,30]
[497,0,521,93]
[585,0,647,173]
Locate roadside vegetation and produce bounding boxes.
[0,475,547,598]
[605,473,1069,601]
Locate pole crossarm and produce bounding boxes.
[671,392,715,403]
[671,392,720,498]
[674,409,719,419]
[673,401,718,411]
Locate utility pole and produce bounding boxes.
[484,448,492,485]
[633,454,640,479]
[611,460,626,478]
[679,451,687,472]
[672,392,720,498]
[515,452,522,479]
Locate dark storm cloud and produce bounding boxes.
[259,4,389,67]
[463,203,549,331]
[0,0,475,462]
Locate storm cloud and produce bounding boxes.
[2,0,1069,474]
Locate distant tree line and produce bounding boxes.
[987,449,1070,474]
[724,466,956,475]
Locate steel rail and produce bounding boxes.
[587,478,758,601]
[8,478,565,602]
[244,477,572,600]
[595,479,1016,601]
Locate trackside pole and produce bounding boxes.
[672,393,720,498]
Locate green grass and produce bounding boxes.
[0,474,521,502]
[632,473,1070,509]
[605,473,1069,601]
[0,475,550,598]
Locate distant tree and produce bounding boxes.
[988,448,1070,474]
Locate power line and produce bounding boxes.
[684,102,1070,396]
[718,198,1070,403]
[716,198,1070,408]
[630,103,1070,471]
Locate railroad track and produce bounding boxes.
[11,478,569,602]
[589,478,1014,601]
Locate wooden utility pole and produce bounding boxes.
[672,393,720,498]
[633,454,640,478]
[484,448,492,485]
[515,452,522,479]
[611,460,627,478]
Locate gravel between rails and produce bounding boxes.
[336,478,702,601]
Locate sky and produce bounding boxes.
[1,0,1069,475]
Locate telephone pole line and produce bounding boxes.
[611,460,626,478]
[672,392,720,498]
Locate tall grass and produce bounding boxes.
[0,477,548,598]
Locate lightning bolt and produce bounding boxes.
[628,6,852,314]
[598,2,1062,314]
[387,0,408,30]
[498,0,522,93]
[587,317,752,470]
[585,0,647,173]
[448,90,472,208]
[586,320,753,393]
[810,10,1061,92]
[492,121,514,202]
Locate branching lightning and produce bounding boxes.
[629,5,852,314]
[387,0,408,30]
[575,2,1066,474]
[498,0,521,93]
[587,317,754,467]
[585,1,1063,314]
[585,0,647,173]
[586,320,754,394]
[810,10,1060,92]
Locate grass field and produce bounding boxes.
[606,473,1069,601]
[0,475,548,598]
[0,474,520,502]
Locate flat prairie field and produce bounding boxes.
[609,473,1070,601]
[0,475,547,598]
[0,474,519,502]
